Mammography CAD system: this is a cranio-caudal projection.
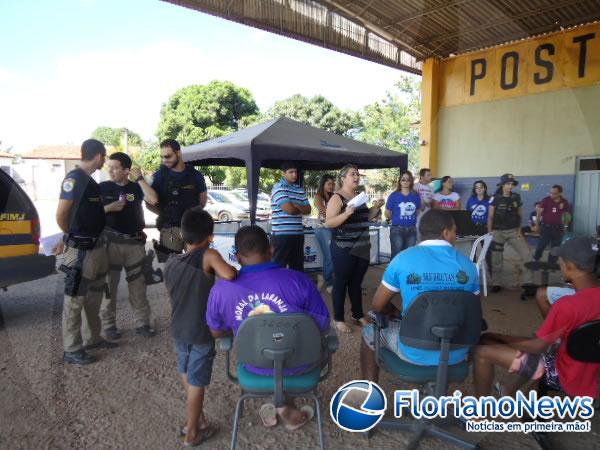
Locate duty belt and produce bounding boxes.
[65,235,99,250]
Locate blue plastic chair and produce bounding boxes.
[217,313,338,450]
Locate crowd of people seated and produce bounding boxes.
[159,161,596,446]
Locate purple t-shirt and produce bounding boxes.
[207,262,330,375]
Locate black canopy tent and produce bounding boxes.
[182,117,407,223]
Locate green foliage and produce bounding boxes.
[92,126,143,149]
[156,80,259,146]
[357,75,421,173]
[261,94,362,136]
[135,142,161,174]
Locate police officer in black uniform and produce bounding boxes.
[99,152,158,340]
[149,139,207,260]
[56,139,118,365]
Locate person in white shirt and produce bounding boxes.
[414,168,434,211]
[432,176,461,210]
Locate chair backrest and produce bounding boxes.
[566,319,600,363]
[469,233,493,266]
[399,291,482,350]
[235,312,322,369]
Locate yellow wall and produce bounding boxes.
[439,22,600,107]
[421,22,600,177]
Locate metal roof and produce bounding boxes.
[164,0,600,74]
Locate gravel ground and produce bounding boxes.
[1,255,599,450]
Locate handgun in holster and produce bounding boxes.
[59,263,88,297]
[143,249,163,285]
[152,239,180,263]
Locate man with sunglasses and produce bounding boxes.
[149,139,207,260]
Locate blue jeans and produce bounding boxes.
[390,226,417,259]
[314,227,334,286]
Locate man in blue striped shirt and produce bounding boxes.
[270,162,312,271]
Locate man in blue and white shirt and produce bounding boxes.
[270,162,312,271]
[361,210,480,380]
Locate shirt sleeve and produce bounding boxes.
[59,172,84,201]
[206,286,229,332]
[302,276,331,331]
[382,258,402,292]
[195,171,207,193]
[271,186,291,207]
[150,170,161,191]
[536,299,575,343]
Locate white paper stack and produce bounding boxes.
[346,191,369,208]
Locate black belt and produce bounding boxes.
[65,235,98,250]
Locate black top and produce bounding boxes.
[491,193,523,230]
[99,181,145,235]
[151,165,206,228]
[332,193,371,250]
[164,248,215,345]
[59,168,105,237]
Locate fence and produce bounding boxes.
[207,184,391,202]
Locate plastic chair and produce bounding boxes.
[217,313,338,450]
[371,291,483,450]
[469,233,493,297]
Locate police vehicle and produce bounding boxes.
[0,169,56,289]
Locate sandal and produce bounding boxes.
[334,321,352,334]
[183,423,218,447]
[280,405,314,432]
[259,403,278,428]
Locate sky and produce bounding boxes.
[0,0,415,153]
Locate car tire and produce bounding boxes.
[218,211,233,222]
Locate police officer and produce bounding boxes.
[149,139,207,260]
[99,152,158,340]
[56,139,117,365]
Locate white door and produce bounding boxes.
[574,156,600,237]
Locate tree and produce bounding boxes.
[156,80,259,185]
[356,75,421,190]
[91,126,143,149]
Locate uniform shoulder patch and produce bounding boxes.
[62,178,76,192]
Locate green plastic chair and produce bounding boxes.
[217,313,338,450]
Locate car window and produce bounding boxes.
[209,191,228,203]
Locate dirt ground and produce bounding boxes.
[1,255,599,450]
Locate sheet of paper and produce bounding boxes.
[346,191,369,208]
[40,233,63,256]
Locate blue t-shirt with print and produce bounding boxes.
[466,196,490,225]
[382,241,480,365]
[386,191,421,227]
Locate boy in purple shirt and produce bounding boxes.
[207,225,330,430]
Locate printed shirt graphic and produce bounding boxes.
[539,196,570,225]
[386,191,421,227]
[466,196,490,225]
[271,178,310,235]
[414,182,433,207]
[382,240,480,365]
[206,262,330,374]
[536,286,600,398]
[433,192,460,209]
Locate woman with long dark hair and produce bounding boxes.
[326,164,370,333]
[385,170,421,258]
[313,174,335,292]
[432,176,461,210]
[466,180,491,235]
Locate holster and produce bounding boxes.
[153,239,180,263]
[59,263,87,297]
[142,249,163,285]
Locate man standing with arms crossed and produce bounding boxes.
[56,139,117,365]
[533,185,571,266]
[270,162,312,271]
[150,139,207,260]
[414,168,434,212]
[99,152,158,340]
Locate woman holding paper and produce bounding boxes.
[326,164,371,334]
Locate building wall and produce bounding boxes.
[437,85,600,177]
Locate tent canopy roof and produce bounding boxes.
[183,116,406,170]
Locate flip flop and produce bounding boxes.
[259,403,278,428]
[283,405,314,432]
[183,423,218,447]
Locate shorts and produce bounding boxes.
[362,319,412,363]
[175,341,216,388]
[546,287,576,305]
[508,348,561,390]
